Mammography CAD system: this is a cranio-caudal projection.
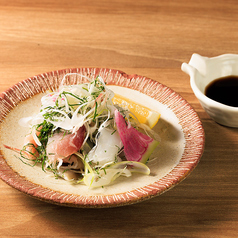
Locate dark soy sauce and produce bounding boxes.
[205,75,238,107]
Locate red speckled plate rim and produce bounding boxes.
[0,68,205,208]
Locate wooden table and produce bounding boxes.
[0,0,237,237]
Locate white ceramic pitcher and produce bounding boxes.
[181,53,238,127]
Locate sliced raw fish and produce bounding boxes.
[46,126,86,158]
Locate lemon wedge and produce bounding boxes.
[112,94,160,128]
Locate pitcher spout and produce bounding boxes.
[181,62,196,77]
[182,53,208,77]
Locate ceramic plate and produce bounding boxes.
[0,68,204,208]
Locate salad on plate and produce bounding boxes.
[5,74,160,188]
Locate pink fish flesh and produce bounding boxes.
[46,126,86,158]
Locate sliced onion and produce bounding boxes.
[83,168,131,188]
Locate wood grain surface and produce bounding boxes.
[0,0,237,237]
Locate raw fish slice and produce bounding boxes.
[46,126,86,158]
[114,109,159,163]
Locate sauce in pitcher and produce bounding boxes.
[205,75,238,107]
